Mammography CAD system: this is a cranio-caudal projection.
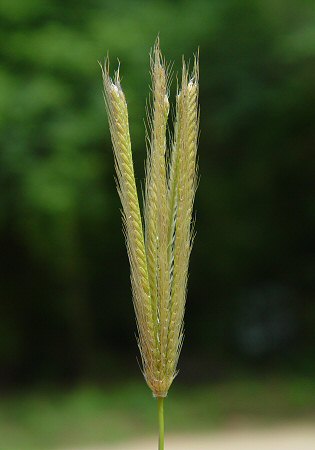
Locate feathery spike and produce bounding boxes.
[101,42,199,399]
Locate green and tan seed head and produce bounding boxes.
[101,40,199,398]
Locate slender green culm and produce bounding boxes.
[101,37,199,449]
[158,397,165,450]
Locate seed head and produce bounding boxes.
[101,40,199,398]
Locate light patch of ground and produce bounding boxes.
[65,423,315,450]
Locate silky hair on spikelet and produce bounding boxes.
[101,38,199,399]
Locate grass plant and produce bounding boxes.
[101,38,199,449]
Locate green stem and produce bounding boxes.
[157,397,165,450]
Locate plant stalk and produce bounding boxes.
[158,397,165,450]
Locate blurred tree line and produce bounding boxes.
[0,0,314,385]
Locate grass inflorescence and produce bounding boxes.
[101,37,199,448]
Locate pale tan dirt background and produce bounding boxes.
[65,423,315,450]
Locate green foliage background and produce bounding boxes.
[0,0,314,384]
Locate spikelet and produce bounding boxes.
[101,63,157,372]
[166,58,199,384]
[144,40,172,396]
[101,40,199,399]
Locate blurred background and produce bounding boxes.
[0,0,314,448]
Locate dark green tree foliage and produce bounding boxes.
[0,0,314,383]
